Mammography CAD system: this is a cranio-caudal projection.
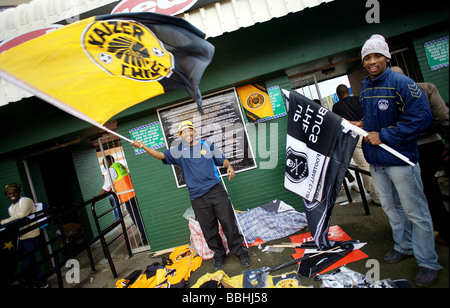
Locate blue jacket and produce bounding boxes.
[359,67,432,166]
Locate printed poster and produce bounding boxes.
[237,83,286,124]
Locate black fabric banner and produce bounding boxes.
[284,91,342,202]
[284,90,358,249]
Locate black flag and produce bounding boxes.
[284,91,358,249]
[297,244,354,278]
[284,91,342,202]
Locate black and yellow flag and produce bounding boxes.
[0,12,214,127]
[284,91,358,249]
[237,83,274,123]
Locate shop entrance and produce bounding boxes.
[37,149,82,225]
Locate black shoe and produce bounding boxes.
[384,249,412,264]
[239,255,251,268]
[213,258,224,271]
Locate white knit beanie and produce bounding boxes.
[361,34,391,61]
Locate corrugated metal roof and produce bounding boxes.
[181,0,333,38]
[0,0,117,42]
[0,0,334,106]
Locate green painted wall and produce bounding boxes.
[1,0,448,252]
[72,147,113,240]
[1,0,448,156]
[0,157,22,213]
[115,74,304,251]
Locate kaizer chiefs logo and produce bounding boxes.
[246,93,265,109]
[275,278,300,288]
[82,20,174,81]
[285,147,308,183]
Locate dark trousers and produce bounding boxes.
[419,140,449,244]
[125,197,147,242]
[18,236,44,287]
[191,183,247,261]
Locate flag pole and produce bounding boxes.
[97,125,133,143]
[341,120,415,166]
[0,68,133,143]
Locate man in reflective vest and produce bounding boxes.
[97,155,148,246]
[110,161,136,204]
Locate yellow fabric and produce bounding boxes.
[192,270,303,288]
[267,270,301,288]
[191,270,243,288]
[177,120,198,136]
[111,163,135,203]
[0,17,173,125]
[128,266,169,288]
[237,84,274,122]
[165,245,202,288]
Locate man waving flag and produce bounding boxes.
[0,12,214,140]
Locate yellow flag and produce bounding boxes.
[237,83,274,123]
[0,13,214,132]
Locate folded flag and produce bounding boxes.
[0,12,214,129]
[297,243,354,278]
[291,226,368,275]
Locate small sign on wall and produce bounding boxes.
[129,122,165,155]
[424,36,449,71]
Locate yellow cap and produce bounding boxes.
[178,120,198,137]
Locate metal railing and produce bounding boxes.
[342,164,371,215]
[0,192,132,288]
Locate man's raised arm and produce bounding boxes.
[132,140,165,160]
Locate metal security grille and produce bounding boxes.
[290,74,323,100]
[390,47,421,82]
[98,135,150,253]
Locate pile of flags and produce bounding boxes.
[0,12,214,132]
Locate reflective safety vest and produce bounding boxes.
[111,162,136,203]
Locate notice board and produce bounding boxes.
[424,36,449,71]
[129,121,165,155]
[157,88,257,187]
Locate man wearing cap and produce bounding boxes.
[352,34,440,286]
[132,120,250,270]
